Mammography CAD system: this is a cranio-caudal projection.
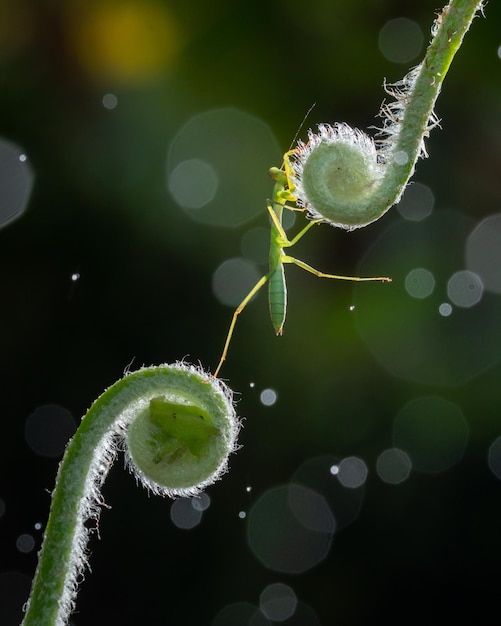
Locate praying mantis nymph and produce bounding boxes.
[212,145,392,379]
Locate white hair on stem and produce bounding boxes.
[22,363,239,626]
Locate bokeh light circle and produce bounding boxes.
[288,484,336,534]
[0,138,34,229]
[397,182,434,221]
[16,534,36,554]
[280,602,321,625]
[393,396,469,473]
[447,270,483,308]
[167,108,281,227]
[466,213,501,294]
[439,302,453,317]
[168,158,218,209]
[212,602,271,626]
[247,484,334,574]
[337,457,368,489]
[376,448,412,484]
[170,497,203,529]
[487,436,501,480]
[291,455,365,530]
[24,404,76,458]
[259,583,297,622]
[102,93,118,109]
[191,492,211,512]
[67,2,181,84]
[212,257,260,307]
[355,212,501,386]
[260,388,278,406]
[241,227,269,264]
[405,268,435,299]
[379,18,423,64]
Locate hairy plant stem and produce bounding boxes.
[377,0,484,214]
[290,0,484,228]
[22,364,238,626]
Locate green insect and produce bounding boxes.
[212,149,391,379]
[149,397,220,463]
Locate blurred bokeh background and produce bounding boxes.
[1,0,501,624]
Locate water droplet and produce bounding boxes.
[71,272,80,282]
[238,511,247,519]
[393,150,409,165]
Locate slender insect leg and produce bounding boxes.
[212,273,271,379]
[283,255,392,282]
[282,148,300,198]
[285,219,323,247]
[266,203,321,247]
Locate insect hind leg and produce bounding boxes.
[283,255,392,282]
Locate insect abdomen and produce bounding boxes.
[268,265,287,335]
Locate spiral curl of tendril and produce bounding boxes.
[287,0,484,231]
[22,363,239,626]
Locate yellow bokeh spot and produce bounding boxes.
[67,1,181,84]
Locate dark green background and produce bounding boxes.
[1,1,501,624]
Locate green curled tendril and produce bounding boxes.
[22,363,239,626]
[285,0,484,229]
